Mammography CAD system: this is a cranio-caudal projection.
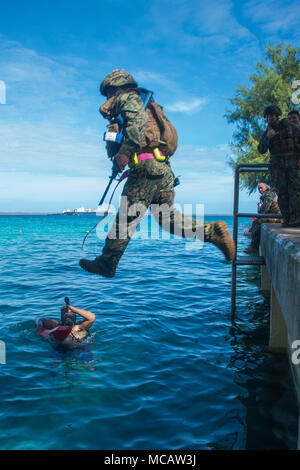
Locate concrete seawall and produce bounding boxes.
[260,224,300,447]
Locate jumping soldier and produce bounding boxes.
[80,70,235,278]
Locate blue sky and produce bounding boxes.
[0,0,299,213]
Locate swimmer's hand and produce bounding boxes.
[61,305,71,314]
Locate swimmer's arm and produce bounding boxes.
[68,305,95,331]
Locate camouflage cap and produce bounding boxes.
[100,69,137,96]
[263,105,282,118]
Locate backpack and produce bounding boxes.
[142,98,178,157]
[100,89,178,158]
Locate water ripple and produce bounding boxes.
[0,215,297,449]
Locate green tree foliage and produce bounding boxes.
[225,44,300,193]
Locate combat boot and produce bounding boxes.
[79,256,117,278]
[209,221,235,261]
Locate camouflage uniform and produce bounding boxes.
[100,90,231,272]
[258,119,300,226]
[101,158,219,268]
[80,72,235,277]
[249,188,281,249]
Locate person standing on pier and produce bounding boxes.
[258,105,300,228]
[288,110,300,127]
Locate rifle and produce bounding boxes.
[98,161,119,206]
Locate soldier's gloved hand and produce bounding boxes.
[114,153,130,172]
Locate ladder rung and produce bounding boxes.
[238,168,269,173]
[234,256,265,266]
[237,212,282,218]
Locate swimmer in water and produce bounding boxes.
[36,304,95,346]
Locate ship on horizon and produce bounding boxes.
[61,205,116,215]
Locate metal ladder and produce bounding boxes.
[231,163,282,317]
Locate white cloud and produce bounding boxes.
[0,119,114,212]
[0,171,110,212]
[244,0,300,35]
[149,0,255,50]
[133,71,177,91]
[165,98,208,114]
[0,121,108,177]
[170,142,261,213]
[0,35,100,128]
[193,0,253,40]
[0,36,115,212]
[0,29,262,214]
[166,143,234,211]
[172,143,233,172]
[0,139,259,214]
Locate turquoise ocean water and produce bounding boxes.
[0,214,298,450]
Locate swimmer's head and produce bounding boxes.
[60,306,76,327]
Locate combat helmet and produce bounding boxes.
[263,105,282,118]
[100,69,137,96]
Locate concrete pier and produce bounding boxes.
[260,224,300,447]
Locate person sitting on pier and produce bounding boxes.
[244,182,269,237]
[244,183,282,254]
